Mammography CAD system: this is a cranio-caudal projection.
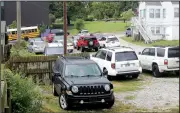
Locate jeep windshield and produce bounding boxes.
[65,64,101,77]
[115,51,138,62]
[168,47,179,58]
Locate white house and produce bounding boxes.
[132,2,179,41]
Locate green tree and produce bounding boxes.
[74,19,84,31]
[49,13,56,25]
[121,9,135,25]
[9,20,17,29]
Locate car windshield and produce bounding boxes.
[82,30,88,33]
[65,64,101,77]
[168,47,179,58]
[107,37,118,42]
[115,51,138,62]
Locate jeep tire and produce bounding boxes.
[105,95,115,109]
[152,64,161,77]
[81,47,85,52]
[59,93,71,110]
[95,47,98,52]
[52,83,58,96]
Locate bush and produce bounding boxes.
[85,15,94,21]
[51,23,63,29]
[5,69,43,113]
[55,18,63,23]
[74,19,85,31]
[49,14,56,24]
[10,40,35,57]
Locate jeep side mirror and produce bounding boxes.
[138,52,141,55]
[103,70,108,76]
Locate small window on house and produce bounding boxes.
[151,27,155,34]
[174,8,179,17]
[149,9,154,18]
[163,9,166,18]
[155,9,160,18]
[156,27,160,34]
[144,9,146,18]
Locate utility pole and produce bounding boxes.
[63,1,67,55]
[17,1,21,43]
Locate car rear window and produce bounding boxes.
[168,47,179,58]
[115,51,138,62]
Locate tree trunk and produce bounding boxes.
[67,16,70,25]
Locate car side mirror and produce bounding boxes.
[103,70,108,77]
[138,52,141,55]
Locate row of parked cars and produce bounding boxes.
[51,45,179,110]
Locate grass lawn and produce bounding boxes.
[122,37,179,47]
[68,21,130,35]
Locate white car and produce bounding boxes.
[98,35,120,48]
[90,46,142,79]
[52,40,74,53]
[28,40,46,53]
[138,46,179,77]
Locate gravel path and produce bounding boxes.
[115,76,179,110]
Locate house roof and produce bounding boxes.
[145,2,162,6]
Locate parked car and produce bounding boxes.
[52,40,74,53]
[98,35,120,48]
[52,56,115,110]
[79,29,89,34]
[125,28,132,37]
[138,46,179,77]
[90,46,142,80]
[28,40,46,54]
[77,35,100,52]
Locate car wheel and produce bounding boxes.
[59,93,71,110]
[152,64,161,77]
[132,74,139,79]
[103,44,106,48]
[105,95,115,109]
[77,46,80,50]
[95,47,98,51]
[52,83,58,96]
[81,47,85,52]
[175,71,179,76]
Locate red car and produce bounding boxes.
[77,35,100,52]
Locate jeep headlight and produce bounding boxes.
[104,84,110,91]
[71,86,78,93]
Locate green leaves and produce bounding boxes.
[5,69,43,113]
[74,19,85,31]
[9,20,17,29]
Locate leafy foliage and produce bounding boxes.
[74,19,85,31]
[121,9,135,22]
[5,69,43,113]
[39,23,47,34]
[10,40,35,57]
[9,20,17,29]
[49,13,56,25]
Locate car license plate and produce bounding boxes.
[89,97,97,102]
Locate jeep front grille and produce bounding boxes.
[76,85,109,95]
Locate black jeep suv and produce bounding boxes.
[52,56,115,110]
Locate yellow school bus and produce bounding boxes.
[7,26,40,41]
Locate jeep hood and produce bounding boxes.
[63,77,110,86]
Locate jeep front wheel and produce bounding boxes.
[59,93,71,110]
[81,47,85,52]
[105,95,115,109]
[152,64,161,77]
[95,47,98,51]
[132,74,139,79]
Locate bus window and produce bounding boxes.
[21,30,25,34]
[25,30,28,33]
[34,29,37,32]
[28,30,32,33]
[32,29,35,32]
[12,31,16,34]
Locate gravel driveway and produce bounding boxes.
[114,34,179,111]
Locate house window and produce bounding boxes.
[156,27,160,34]
[144,9,146,18]
[149,9,154,18]
[155,9,160,18]
[163,9,166,18]
[151,27,155,34]
[174,8,179,17]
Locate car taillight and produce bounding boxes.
[164,59,168,65]
[111,63,115,69]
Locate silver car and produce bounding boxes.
[28,40,46,54]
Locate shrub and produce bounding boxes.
[85,15,94,21]
[5,69,43,113]
[55,18,63,23]
[49,14,56,24]
[74,19,85,31]
[10,40,35,57]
